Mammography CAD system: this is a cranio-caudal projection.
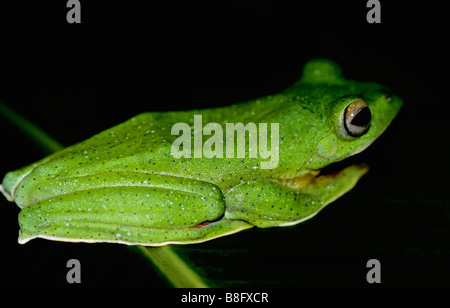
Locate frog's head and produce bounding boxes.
[278,59,402,197]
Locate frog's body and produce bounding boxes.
[0,59,402,246]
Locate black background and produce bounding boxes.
[0,0,449,292]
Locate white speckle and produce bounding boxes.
[127,232,131,236]
[116,233,122,238]
[252,166,258,170]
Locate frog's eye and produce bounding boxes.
[343,99,371,137]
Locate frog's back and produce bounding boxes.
[5,97,286,207]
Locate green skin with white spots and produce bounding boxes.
[0,59,402,246]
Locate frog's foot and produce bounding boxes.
[225,164,369,228]
[276,157,369,191]
[275,164,369,226]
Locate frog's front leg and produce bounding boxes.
[224,165,369,228]
[18,173,252,246]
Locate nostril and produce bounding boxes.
[382,88,393,102]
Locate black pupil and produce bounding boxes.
[351,107,371,127]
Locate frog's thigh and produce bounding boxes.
[224,179,323,228]
[18,173,251,246]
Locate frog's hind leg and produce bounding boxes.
[18,199,252,246]
[17,173,252,246]
[18,211,252,246]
